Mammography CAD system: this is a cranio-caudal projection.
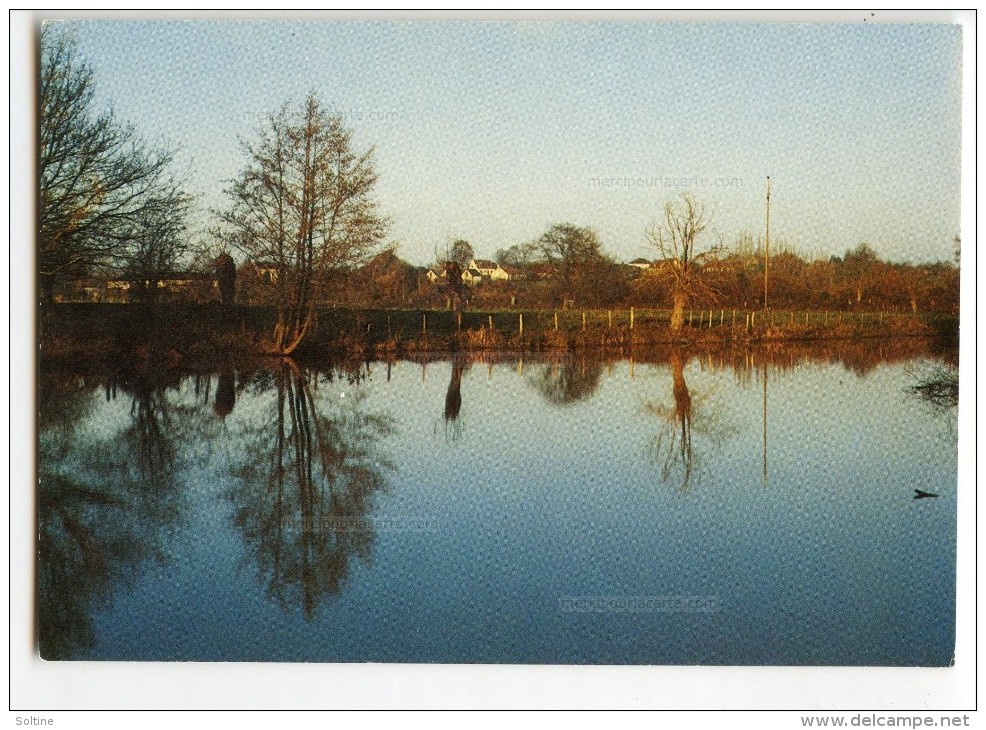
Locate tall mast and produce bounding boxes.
[764,176,771,310]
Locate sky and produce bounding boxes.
[51,19,963,266]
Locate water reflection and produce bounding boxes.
[647,351,695,489]
[38,371,185,659]
[228,360,394,618]
[531,356,604,406]
[36,336,958,662]
[908,363,959,412]
[443,359,467,441]
[214,370,236,419]
[642,349,744,491]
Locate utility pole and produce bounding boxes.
[764,176,771,310]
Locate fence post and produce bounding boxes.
[708,310,713,329]
[746,312,750,333]
[582,311,586,331]
[554,311,558,331]
[488,314,494,332]
[630,307,634,329]
[457,311,462,333]
[519,312,523,336]
[422,312,427,336]
[720,309,724,327]
[732,309,736,327]
[608,310,612,329]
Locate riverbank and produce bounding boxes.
[39,303,958,371]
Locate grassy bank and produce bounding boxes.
[39,303,957,369]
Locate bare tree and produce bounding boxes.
[39,26,186,304]
[449,239,474,269]
[216,94,387,354]
[114,191,193,301]
[645,194,723,332]
[536,223,605,306]
[495,241,538,268]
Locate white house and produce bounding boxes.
[468,259,510,281]
[461,268,484,286]
[629,258,654,270]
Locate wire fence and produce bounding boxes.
[316,306,928,342]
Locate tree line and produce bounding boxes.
[39,27,959,351]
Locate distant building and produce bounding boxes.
[461,268,484,286]
[426,268,446,283]
[467,259,510,281]
[629,258,654,270]
[88,272,217,303]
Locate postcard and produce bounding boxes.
[32,14,963,679]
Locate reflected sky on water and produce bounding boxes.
[38,341,957,664]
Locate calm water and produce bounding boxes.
[38,341,958,665]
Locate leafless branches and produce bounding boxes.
[39,27,187,299]
[216,94,388,354]
[645,194,724,330]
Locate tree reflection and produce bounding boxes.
[531,356,603,406]
[38,371,183,659]
[644,350,735,491]
[646,351,694,489]
[443,359,467,441]
[123,373,179,490]
[908,363,959,411]
[229,361,393,619]
[214,370,236,419]
[906,359,959,444]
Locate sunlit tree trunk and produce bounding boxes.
[670,290,687,332]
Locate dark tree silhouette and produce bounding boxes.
[39,27,187,305]
[443,359,466,440]
[215,252,236,306]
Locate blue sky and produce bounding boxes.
[53,20,962,265]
